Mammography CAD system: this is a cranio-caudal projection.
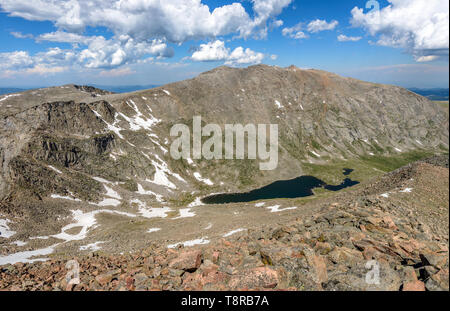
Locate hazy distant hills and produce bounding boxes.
[408,88,449,101]
[0,85,159,96]
[92,85,159,93]
[0,88,27,95]
[2,85,447,100]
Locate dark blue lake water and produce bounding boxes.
[201,168,359,204]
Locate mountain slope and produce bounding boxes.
[0,65,447,206]
[1,156,448,291]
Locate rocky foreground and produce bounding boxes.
[0,157,448,291]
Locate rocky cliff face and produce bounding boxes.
[0,66,448,206]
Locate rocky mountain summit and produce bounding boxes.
[0,65,448,291]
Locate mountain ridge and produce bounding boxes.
[0,64,448,203]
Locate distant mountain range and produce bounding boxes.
[2,85,448,100]
[91,85,159,93]
[408,88,449,101]
[0,88,28,95]
[0,85,159,96]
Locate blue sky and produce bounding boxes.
[0,0,448,88]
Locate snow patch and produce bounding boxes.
[266,205,297,213]
[204,223,213,230]
[223,228,246,237]
[0,94,21,102]
[50,192,81,202]
[11,240,27,246]
[148,136,168,154]
[29,236,50,240]
[147,228,161,233]
[131,199,172,218]
[93,177,112,184]
[167,237,210,249]
[0,219,16,238]
[136,184,164,203]
[146,161,177,189]
[186,158,195,165]
[118,100,161,132]
[400,188,413,193]
[48,165,62,174]
[172,208,196,219]
[255,202,266,207]
[104,185,121,200]
[53,209,135,242]
[1,209,138,264]
[80,241,105,251]
[193,172,214,186]
[92,110,125,139]
[90,198,121,207]
[188,197,204,207]
[0,245,55,265]
[146,154,185,189]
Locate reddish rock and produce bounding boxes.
[382,216,398,230]
[314,242,332,253]
[95,274,113,286]
[403,281,426,291]
[126,276,135,291]
[182,272,204,291]
[362,246,380,261]
[420,251,448,268]
[304,248,328,284]
[212,251,220,264]
[430,268,450,290]
[401,266,418,283]
[228,267,279,290]
[169,250,202,271]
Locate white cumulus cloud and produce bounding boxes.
[241,0,293,38]
[350,0,449,61]
[191,40,264,66]
[0,0,292,69]
[307,19,339,33]
[191,40,230,62]
[77,35,173,68]
[0,49,71,77]
[226,46,265,66]
[283,18,338,39]
[0,0,291,42]
[282,23,309,39]
[337,34,362,42]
